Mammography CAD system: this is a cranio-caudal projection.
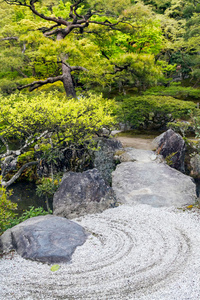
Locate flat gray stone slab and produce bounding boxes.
[117,147,162,163]
[112,161,196,207]
[0,215,87,263]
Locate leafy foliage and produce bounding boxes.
[3,206,51,233]
[167,121,190,136]
[144,85,200,100]
[0,92,115,186]
[36,177,60,198]
[0,92,114,145]
[0,180,17,235]
[0,0,166,96]
[116,95,196,129]
[36,177,61,212]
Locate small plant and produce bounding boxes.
[17,151,35,164]
[165,152,178,166]
[191,112,200,140]
[5,206,51,232]
[167,121,190,137]
[36,177,61,212]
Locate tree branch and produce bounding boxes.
[1,156,15,178]
[70,0,84,21]
[38,24,60,34]
[0,130,49,159]
[0,136,9,154]
[109,64,131,74]
[1,161,39,187]
[5,0,69,26]
[70,65,88,72]
[89,20,120,27]
[13,67,28,78]
[101,51,110,60]
[0,37,18,41]
[20,130,49,152]
[17,75,63,91]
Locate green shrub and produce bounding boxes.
[167,121,190,136]
[116,95,197,129]
[144,86,200,101]
[0,182,17,235]
[36,176,61,212]
[17,151,35,164]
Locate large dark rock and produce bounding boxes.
[0,215,87,263]
[93,138,122,185]
[153,129,186,172]
[53,168,116,219]
[190,154,200,178]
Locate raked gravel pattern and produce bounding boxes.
[1,204,200,300]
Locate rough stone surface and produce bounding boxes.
[153,129,186,172]
[93,138,122,185]
[114,147,164,163]
[190,154,200,178]
[53,168,116,219]
[0,215,87,263]
[112,161,196,207]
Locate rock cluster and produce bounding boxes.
[1,132,197,264]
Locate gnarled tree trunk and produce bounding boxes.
[62,63,76,98]
[57,32,76,98]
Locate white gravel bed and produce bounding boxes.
[1,204,200,300]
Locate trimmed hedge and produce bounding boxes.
[116,95,197,129]
[144,86,200,101]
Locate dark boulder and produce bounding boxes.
[190,154,200,178]
[53,168,116,219]
[153,129,186,173]
[0,215,87,263]
[93,138,122,185]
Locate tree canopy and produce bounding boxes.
[0,0,167,97]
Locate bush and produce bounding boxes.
[144,85,200,101]
[116,95,197,129]
[0,92,115,144]
[167,121,191,137]
[0,92,115,186]
[0,182,17,235]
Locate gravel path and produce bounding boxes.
[1,204,200,300]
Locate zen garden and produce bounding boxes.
[1,1,200,299]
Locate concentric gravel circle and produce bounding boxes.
[1,205,200,300]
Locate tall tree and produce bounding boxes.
[1,0,164,97]
[2,0,128,97]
